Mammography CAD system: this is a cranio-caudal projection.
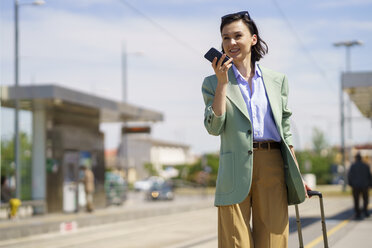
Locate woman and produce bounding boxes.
[201,11,310,247]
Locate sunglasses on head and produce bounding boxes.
[221,11,250,21]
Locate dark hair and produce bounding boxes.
[220,13,268,63]
[355,153,362,162]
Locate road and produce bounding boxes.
[0,193,370,248]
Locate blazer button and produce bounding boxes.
[248,150,253,155]
[208,120,211,123]
[247,130,252,135]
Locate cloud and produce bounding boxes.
[1,3,371,154]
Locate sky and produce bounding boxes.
[1,0,372,155]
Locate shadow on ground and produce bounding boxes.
[289,207,366,233]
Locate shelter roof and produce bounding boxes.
[342,71,372,118]
[0,84,163,123]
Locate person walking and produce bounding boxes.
[1,176,12,204]
[81,166,95,212]
[1,176,21,219]
[348,153,371,219]
[201,11,310,247]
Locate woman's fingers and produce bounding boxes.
[304,182,312,198]
[217,54,226,68]
[211,55,233,78]
[211,57,218,69]
[225,57,233,66]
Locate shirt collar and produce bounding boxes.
[232,62,261,84]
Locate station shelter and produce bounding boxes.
[1,84,163,213]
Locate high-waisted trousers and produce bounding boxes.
[218,149,289,248]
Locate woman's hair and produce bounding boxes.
[220,12,268,63]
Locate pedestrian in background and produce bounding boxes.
[348,153,371,219]
[201,11,310,248]
[80,166,95,212]
[1,176,12,204]
[1,176,21,219]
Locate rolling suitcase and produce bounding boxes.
[295,190,329,248]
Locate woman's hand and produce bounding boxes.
[303,180,312,198]
[211,54,233,85]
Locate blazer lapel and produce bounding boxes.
[259,65,282,136]
[226,68,251,122]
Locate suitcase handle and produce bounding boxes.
[296,190,329,248]
[307,190,323,198]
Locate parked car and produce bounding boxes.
[104,172,128,205]
[146,180,174,201]
[134,176,164,192]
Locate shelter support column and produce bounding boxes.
[32,103,46,205]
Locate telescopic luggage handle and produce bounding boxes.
[307,190,323,198]
[295,190,329,248]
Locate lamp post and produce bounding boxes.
[333,40,363,191]
[121,43,143,103]
[121,43,143,180]
[14,0,45,199]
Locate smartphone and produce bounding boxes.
[204,47,231,64]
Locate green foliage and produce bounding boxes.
[174,153,220,187]
[144,162,158,176]
[295,128,337,185]
[1,132,33,200]
[312,127,328,155]
[205,153,219,174]
[295,150,334,184]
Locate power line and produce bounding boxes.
[270,0,331,82]
[118,0,201,55]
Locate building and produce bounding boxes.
[1,84,163,213]
[116,134,195,182]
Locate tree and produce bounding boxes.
[174,153,219,187]
[295,128,336,184]
[1,132,32,199]
[143,162,158,176]
[312,127,328,155]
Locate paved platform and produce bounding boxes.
[1,192,371,248]
[0,194,213,241]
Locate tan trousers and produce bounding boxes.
[218,149,289,248]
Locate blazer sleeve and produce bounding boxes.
[281,75,293,146]
[201,76,226,136]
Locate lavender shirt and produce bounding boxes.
[232,63,281,142]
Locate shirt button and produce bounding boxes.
[248,150,253,155]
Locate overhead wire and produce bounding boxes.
[118,0,201,56]
[270,0,334,83]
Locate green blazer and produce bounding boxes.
[202,64,304,206]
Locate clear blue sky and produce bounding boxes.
[1,0,372,153]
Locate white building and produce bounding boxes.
[116,134,195,182]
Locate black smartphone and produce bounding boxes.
[204,47,231,64]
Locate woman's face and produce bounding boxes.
[221,20,257,63]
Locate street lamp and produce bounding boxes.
[121,43,143,103]
[121,42,143,180]
[333,40,363,192]
[333,40,363,71]
[14,0,45,199]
